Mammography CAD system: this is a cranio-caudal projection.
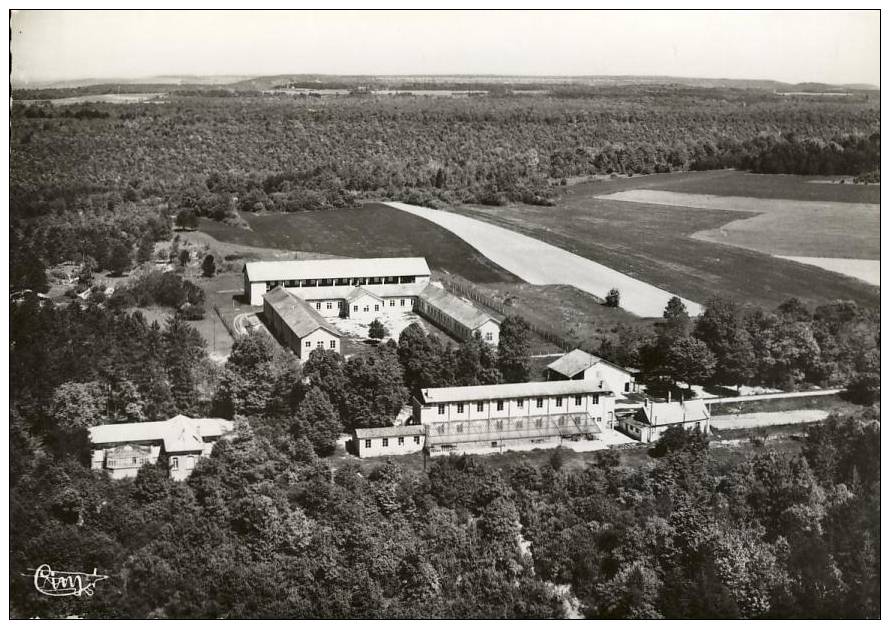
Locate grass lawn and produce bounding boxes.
[451,172,880,311]
[198,203,519,284]
[709,393,853,416]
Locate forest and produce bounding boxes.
[8,287,881,618]
[10,89,880,225]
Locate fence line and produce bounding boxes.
[438,274,579,354]
[213,304,237,339]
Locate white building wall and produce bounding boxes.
[477,319,501,346]
[583,364,635,395]
[356,433,425,458]
[297,327,341,362]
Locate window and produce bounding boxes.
[382,438,389,447]
[338,301,343,308]
[329,340,336,349]
[485,332,493,341]
[456,424,463,433]
[413,436,420,444]
[317,341,323,349]
[390,300,395,307]
[495,419,503,430]
[496,400,504,411]
[476,401,484,412]
[398,437,404,445]
[363,306,369,312]
[316,302,321,310]
[597,417,602,423]
[695,421,701,428]
[374,304,380,312]
[305,340,311,348]
[437,405,446,415]
[536,398,544,408]
[400,299,406,307]
[555,397,563,407]
[535,418,543,427]
[364,439,371,449]
[171,457,179,470]
[517,399,524,408]
[353,305,358,312]
[326,302,332,310]
[575,395,583,406]
[491,441,498,448]
[437,425,445,434]
[457,403,464,414]
[516,420,524,429]
[592,394,599,405]
[624,382,630,392]
[557,416,565,426]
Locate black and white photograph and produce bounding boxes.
[5,5,883,624]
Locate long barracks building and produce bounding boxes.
[408,379,616,455]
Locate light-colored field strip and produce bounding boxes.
[711,409,829,431]
[598,188,879,260]
[776,256,880,287]
[385,202,703,318]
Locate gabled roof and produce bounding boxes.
[419,379,612,404]
[635,400,709,426]
[89,415,236,452]
[346,286,385,303]
[354,425,426,438]
[244,257,430,283]
[264,287,343,339]
[547,349,636,378]
[418,284,498,331]
[288,282,428,301]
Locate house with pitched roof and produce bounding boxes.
[89,415,236,480]
[414,284,501,345]
[620,398,710,443]
[263,287,343,361]
[547,349,638,395]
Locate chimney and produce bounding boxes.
[667,390,671,404]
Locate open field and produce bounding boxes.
[568,169,880,204]
[776,256,879,287]
[198,203,519,284]
[17,92,168,106]
[387,202,702,317]
[600,189,878,266]
[451,171,880,311]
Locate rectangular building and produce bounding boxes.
[89,414,235,480]
[263,287,343,361]
[415,284,500,346]
[244,257,431,306]
[353,425,426,458]
[547,349,638,394]
[412,379,615,455]
[620,398,710,443]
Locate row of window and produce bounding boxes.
[304,339,338,350]
[170,456,197,471]
[310,298,414,312]
[364,435,422,448]
[436,394,595,415]
[265,276,419,289]
[433,414,601,433]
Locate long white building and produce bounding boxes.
[411,379,615,455]
[263,287,343,361]
[243,257,432,306]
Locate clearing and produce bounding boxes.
[386,202,701,318]
[450,171,879,311]
[198,203,518,284]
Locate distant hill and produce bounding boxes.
[13,73,879,93]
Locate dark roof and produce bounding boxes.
[264,287,343,339]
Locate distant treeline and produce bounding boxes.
[10,91,880,224]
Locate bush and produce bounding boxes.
[605,288,621,308]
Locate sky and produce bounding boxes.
[10,9,881,87]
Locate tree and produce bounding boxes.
[497,315,532,383]
[106,240,132,275]
[665,336,717,389]
[845,372,880,405]
[343,342,409,429]
[398,323,445,394]
[694,297,757,388]
[293,386,342,456]
[175,209,198,230]
[368,318,387,340]
[178,249,191,268]
[137,235,155,264]
[605,288,621,308]
[201,254,216,278]
[454,332,501,386]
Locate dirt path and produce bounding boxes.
[384,202,702,317]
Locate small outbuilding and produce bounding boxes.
[621,398,710,443]
[547,349,638,394]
